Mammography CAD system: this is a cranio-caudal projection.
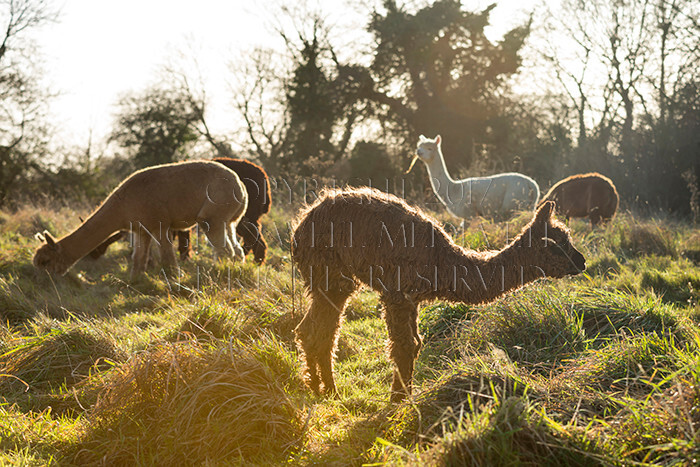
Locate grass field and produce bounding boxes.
[1,200,699,465]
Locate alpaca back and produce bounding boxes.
[109,161,247,229]
[539,173,618,220]
[458,173,539,215]
[293,188,458,291]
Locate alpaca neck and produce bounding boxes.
[57,201,124,265]
[423,150,464,210]
[436,240,545,305]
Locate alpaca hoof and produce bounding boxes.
[305,374,321,394]
[323,384,338,398]
[390,390,408,403]
[234,246,246,262]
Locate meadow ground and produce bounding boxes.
[1,199,699,465]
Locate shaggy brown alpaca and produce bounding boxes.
[34,161,248,278]
[176,157,272,263]
[292,187,586,402]
[538,172,619,227]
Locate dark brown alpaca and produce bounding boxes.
[89,157,272,264]
[176,158,271,263]
[292,187,586,402]
[538,173,619,227]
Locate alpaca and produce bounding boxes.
[33,161,248,277]
[176,157,272,263]
[408,135,540,218]
[292,187,585,402]
[538,173,619,227]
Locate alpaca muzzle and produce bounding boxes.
[568,251,586,275]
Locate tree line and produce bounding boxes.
[1,0,698,218]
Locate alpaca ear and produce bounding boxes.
[534,201,555,223]
[419,134,427,142]
[435,135,442,145]
[43,230,57,247]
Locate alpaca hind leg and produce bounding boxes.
[200,221,234,260]
[295,287,352,396]
[383,295,421,402]
[226,222,245,262]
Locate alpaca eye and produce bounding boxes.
[542,237,568,256]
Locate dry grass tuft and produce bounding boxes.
[0,327,125,394]
[414,397,600,466]
[617,223,677,257]
[387,367,535,446]
[75,336,305,465]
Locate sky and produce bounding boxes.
[32,0,537,149]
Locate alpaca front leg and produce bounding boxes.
[175,230,193,260]
[237,220,267,264]
[158,236,178,273]
[295,288,350,396]
[384,298,421,402]
[131,232,152,278]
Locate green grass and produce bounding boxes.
[1,204,699,465]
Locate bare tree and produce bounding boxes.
[0,0,58,204]
[229,46,291,173]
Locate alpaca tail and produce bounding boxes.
[602,185,620,218]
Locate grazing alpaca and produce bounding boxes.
[88,158,272,264]
[34,161,248,277]
[538,173,619,227]
[292,187,585,402]
[407,135,540,218]
[176,157,272,263]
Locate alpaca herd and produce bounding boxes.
[32,135,618,401]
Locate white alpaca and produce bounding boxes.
[407,135,540,218]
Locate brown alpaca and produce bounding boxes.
[292,187,585,402]
[88,158,272,264]
[538,173,619,227]
[176,157,272,263]
[33,161,248,278]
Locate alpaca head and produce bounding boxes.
[406,135,442,173]
[514,201,586,278]
[33,231,71,275]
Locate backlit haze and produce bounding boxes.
[35,0,537,149]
